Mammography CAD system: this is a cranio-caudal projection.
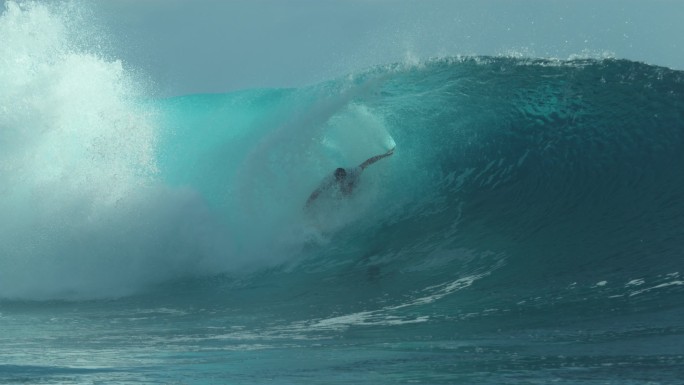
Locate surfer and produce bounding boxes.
[305,147,395,207]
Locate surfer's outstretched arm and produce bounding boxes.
[359,147,395,170]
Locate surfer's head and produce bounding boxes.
[334,168,347,181]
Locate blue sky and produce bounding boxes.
[91,0,684,96]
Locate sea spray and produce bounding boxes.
[0,1,227,299]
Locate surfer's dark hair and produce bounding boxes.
[334,168,346,180]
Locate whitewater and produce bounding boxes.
[1,2,683,384]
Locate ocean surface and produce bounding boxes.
[1,2,684,384]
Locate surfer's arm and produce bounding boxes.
[306,188,323,207]
[359,147,395,170]
[305,178,334,207]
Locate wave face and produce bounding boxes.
[162,57,684,328]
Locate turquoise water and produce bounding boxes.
[2,2,684,384]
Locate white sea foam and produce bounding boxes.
[0,1,228,300]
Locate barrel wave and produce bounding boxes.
[154,57,684,345]
[2,2,684,384]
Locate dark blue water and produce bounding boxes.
[2,2,684,384]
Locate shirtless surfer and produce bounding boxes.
[305,147,395,207]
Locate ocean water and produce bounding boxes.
[2,2,684,384]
